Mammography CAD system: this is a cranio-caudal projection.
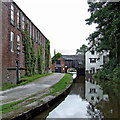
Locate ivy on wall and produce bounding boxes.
[22,23,36,76]
[45,40,50,72]
[22,23,50,76]
[38,44,43,74]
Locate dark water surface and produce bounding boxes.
[32,75,120,119]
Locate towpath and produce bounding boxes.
[0,73,65,105]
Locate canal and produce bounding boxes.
[32,74,120,119]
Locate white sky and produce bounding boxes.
[13,0,96,57]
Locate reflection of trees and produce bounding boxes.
[87,103,104,119]
[86,96,120,119]
[85,75,120,119]
[95,96,120,118]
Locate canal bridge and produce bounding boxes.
[61,54,85,75]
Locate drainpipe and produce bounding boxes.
[16,51,20,84]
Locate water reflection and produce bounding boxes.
[85,76,109,105]
[31,75,119,119]
[47,95,90,118]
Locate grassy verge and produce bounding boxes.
[1,73,72,115]
[50,73,72,95]
[0,73,53,91]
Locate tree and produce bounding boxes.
[76,44,88,54]
[86,2,120,63]
[86,1,120,100]
[52,52,62,64]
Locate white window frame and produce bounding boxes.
[22,15,25,31]
[89,58,96,63]
[17,35,20,51]
[11,31,14,52]
[17,10,20,29]
[11,4,15,25]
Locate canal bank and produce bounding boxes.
[1,73,73,120]
[32,75,120,119]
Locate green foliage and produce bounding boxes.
[50,74,72,95]
[22,23,36,76]
[52,52,62,64]
[86,2,120,62]
[94,63,120,100]
[76,44,88,54]
[45,40,50,72]
[38,44,43,74]
[87,2,120,100]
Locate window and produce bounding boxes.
[91,96,94,100]
[41,35,42,44]
[91,50,94,55]
[10,31,14,52]
[39,33,41,45]
[34,27,36,41]
[11,4,15,25]
[89,58,96,63]
[36,30,38,43]
[89,88,97,94]
[30,22,32,38]
[56,60,61,65]
[44,38,46,48]
[17,10,20,29]
[22,16,25,31]
[91,67,95,74]
[17,35,20,51]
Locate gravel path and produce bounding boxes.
[0,73,65,105]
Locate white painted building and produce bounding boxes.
[85,46,109,74]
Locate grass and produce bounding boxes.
[50,73,72,95]
[1,97,37,114]
[0,73,53,91]
[1,73,72,115]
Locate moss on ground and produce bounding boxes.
[1,73,72,115]
[0,73,53,91]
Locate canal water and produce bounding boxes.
[32,74,120,119]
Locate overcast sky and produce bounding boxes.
[13,0,96,57]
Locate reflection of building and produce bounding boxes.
[85,77,108,105]
[85,46,109,75]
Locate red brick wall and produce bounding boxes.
[1,2,48,84]
[52,57,65,73]
[0,1,2,86]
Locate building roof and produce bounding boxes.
[61,54,84,61]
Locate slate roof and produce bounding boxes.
[61,54,84,61]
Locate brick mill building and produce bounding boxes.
[52,55,84,74]
[0,1,51,85]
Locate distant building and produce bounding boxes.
[52,54,84,74]
[85,46,109,75]
[0,1,51,84]
[52,57,65,73]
